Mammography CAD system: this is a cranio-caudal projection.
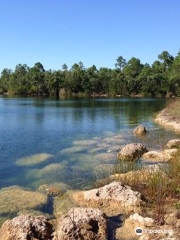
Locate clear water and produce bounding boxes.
[0,96,180,224]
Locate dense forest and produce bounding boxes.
[1,50,180,97]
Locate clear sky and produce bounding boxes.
[0,0,180,71]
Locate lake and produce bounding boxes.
[0,96,180,223]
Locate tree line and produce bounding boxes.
[1,50,180,97]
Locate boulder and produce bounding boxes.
[55,208,108,240]
[116,213,154,240]
[134,125,147,136]
[167,139,180,149]
[72,181,144,215]
[117,143,148,161]
[142,149,178,162]
[0,215,53,240]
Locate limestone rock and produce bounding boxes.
[116,213,154,240]
[117,143,148,161]
[0,215,53,240]
[134,125,147,136]
[167,139,180,149]
[72,181,144,215]
[55,208,108,240]
[142,149,178,162]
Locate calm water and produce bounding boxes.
[0,96,180,192]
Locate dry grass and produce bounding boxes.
[94,153,180,224]
[165,97,180,119]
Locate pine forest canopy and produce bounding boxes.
[1,50,180,97]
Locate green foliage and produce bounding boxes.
[1,50,180,96]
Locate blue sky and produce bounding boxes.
[0,0,180,71]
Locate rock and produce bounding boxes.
[167,139,180,149]
[39,182,71,196]
[116,213,154,240]
[0,215,53,240]
[0,186,48,215]
[134,125,147,136]
[72,182,144,215]
[55,207,108,240]
[155,109,180,133]
[17,210,53,219]
[142,149,178,162]
[117,143,148,161]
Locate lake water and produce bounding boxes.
[0,96,180,223]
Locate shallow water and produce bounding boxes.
[0,96,180,223]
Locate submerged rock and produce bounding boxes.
[38,163,66,177]
[0,215,53,240]
[0,186,48,215]
[95,153,117,162]
[167,139,180,149]
[60,146,89,154]
[117,143,148,161]
[73,140,98,146]
[53,192,79,218]
[72,181,144,215]
[16,153,53,166]
[107,145,121,153]
[55,208,108,240]
[39,182,72,196]
[142,149,178,162]
[134,125,147,136]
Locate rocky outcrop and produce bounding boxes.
[142,149,178,162]
[0,215,53,240]
[0,186,48,215]
[155,109,180,133]
[167,139,180,149]
[72,181,144,215]
[117,143,148,161]
[116,213,154,240]
[134,125,147,136]
[54,208,108,240]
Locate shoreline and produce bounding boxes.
[155,108,180,133]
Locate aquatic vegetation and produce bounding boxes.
[17,210,53,219]
[38,182,72,195]
[53,192,79,218]
[38,163,67,177]
[0,186,48,215]
[93,164,115,177]
[16,153,53,166]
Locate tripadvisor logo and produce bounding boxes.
[135,227,143,235]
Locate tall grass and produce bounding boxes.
[165,97,180,119]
